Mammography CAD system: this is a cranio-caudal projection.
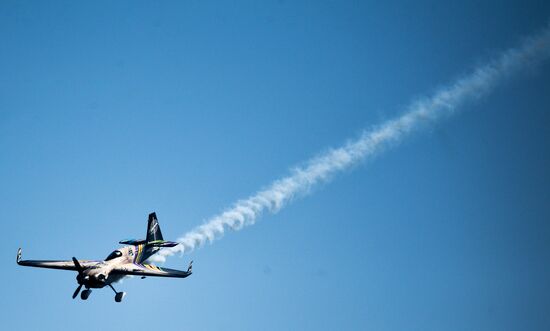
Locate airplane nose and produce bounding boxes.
[76,274,91,284]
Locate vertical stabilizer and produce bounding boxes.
[146,212,164,243]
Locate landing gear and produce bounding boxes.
[81,289,92,300]
[115,292,126,302]
[108,284,126,303]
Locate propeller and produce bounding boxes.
[72,284,83,299]
[72,257,83,272]
[72,257,85,299]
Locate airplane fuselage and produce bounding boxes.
[80,244,159,289]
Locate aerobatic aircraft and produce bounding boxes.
[16,212,192,302]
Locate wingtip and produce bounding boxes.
[187,260,193,273]
[16,248,22,264]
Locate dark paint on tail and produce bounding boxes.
[146,212,163,244]
[119,213,179,248]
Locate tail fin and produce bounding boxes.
[146,212,164,244]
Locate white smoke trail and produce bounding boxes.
[155,24,550,262]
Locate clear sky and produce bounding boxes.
[2,1,550,330]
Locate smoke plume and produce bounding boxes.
[154,24,550,262]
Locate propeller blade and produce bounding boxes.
[72,257,83,273]
[72,284,82,299]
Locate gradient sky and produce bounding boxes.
[2,1,550,330]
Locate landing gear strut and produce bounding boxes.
[108,284,126,303]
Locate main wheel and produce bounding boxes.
[114,292,126,303]
[81,289,91,300]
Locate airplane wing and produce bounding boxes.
[111,261,192,278]
[16,248,99,271]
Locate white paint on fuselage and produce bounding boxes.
[83,245,140,288]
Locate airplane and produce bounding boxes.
[16,212,192,302]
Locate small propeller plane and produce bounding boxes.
[16,212,192,302]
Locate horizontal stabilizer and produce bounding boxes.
[119,239,179,248]
[119,239,147,245]
[147,240,179,248]
[119,213,179,248]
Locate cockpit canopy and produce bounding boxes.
[105,250,123,261]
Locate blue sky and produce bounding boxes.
[2,1,550,330]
